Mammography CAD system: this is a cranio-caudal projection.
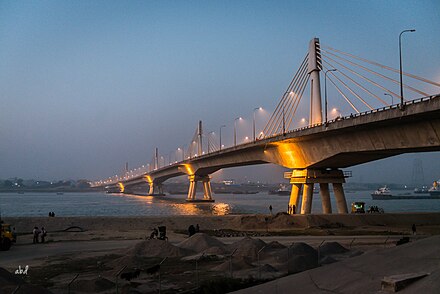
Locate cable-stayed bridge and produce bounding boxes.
[92,38,440,215]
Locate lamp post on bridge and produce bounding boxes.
[253,107,262,142]
[234,117,242,147]
[384,93,394,105]
[324,69,337,125]
[399,29,416,110]
[219,125,226,151]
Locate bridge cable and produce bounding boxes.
[326,75,360,113]
[285,70,310,131]
[322,64,374,110]
[322,59,389,106]
[323,45,440,88]
[321,49,429,97]
[268,61,309,135]
[262,54,308,137]
[321,52,403,101]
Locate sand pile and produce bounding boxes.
[319,255,337,265]
[265,241,286,250]
[269,212,296,227]
[228,237,266,259]
[176,233,226,253]
[212,256,254,272]
[127,239,191,257]
[319,242,349,256]
[0,267,51,294]
[69,277,115,293]
[288,242,318,274]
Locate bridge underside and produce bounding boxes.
[113,96,440,214]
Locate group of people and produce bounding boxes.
[32,226,47,244]
[188,224,200,237]
[287,204,296,214]
[48,212,56,217]
[367,206,383,213]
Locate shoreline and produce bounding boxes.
[4,212,440,233]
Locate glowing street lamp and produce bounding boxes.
[253,107,263,141]
[325,69,337,124]
[234,117,242,146]
[384,93,394,105]
[219,125,226,151]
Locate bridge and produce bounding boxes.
[93,38,440,215]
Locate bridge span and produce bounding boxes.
[98,94,440,214]
[93,38,440,215]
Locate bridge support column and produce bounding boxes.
[148,182,163,196]
[186,175,215,202]
[319,183,332,214]
[333,183,348,214]
[288,183,302,214]
[301,184,314,214]
[285,169,348,215]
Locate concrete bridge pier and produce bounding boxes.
[319,183,332,214]
[148,182,163,196]
[285,169,348,214]
[288,183,302,214]
[186,175,215,202]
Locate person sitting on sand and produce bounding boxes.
[149,228,158,239]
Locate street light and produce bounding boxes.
[399,29,416,110]
[219,125,226,150]
[384,93,394,105]
[325,69,337,124]
[234,117,242,146]
[253,107,262,142]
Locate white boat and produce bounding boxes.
[371,186,392,199]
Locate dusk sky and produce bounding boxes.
[1,0,439,184]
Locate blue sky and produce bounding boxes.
[0,0,439,183]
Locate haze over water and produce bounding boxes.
[2,191,440,217]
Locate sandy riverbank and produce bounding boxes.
[2,213,440,293]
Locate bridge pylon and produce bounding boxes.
[308,38,323,125]
[186,175,215,203]
[285,169,348,214]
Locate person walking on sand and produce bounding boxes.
[33,226,40,244]
[269,205,273,215]
[41,227,47,243]
[412,224,417,235]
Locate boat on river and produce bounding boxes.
[371,186,393,199]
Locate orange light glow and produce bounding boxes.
[117,182,125,193]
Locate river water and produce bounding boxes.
[1,189,440,217]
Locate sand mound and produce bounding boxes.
[177,233,226,253]
[0,267,51,294]
[289,242,318,257]
[212,256,254,272]
[265,241,286,250]
[228,237,266,259]
[320,255,337,265]
[202,246,228,255]
[127,239,191,257]
[319,242,349,255]
[270,212,296,227]
[69,277,114,292]
[288,255,318,274]
[260,264,278,273]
